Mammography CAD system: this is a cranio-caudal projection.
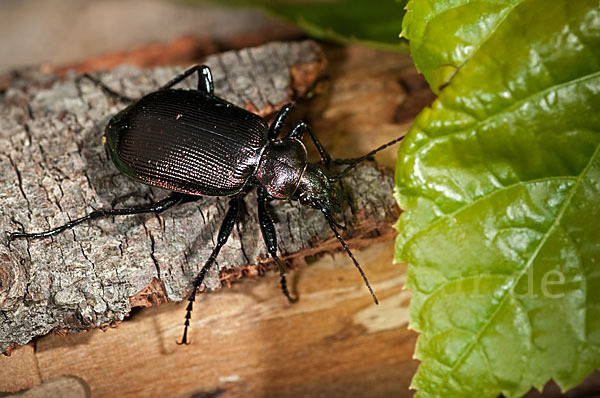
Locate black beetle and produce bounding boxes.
[9,65,403,344]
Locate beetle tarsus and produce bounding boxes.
[177,289,196,345]
[180,296,195,345]
[274,255,298,303]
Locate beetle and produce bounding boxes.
[9,65,403,344]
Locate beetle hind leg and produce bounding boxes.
[178,196,241,345]
[8,192,189,241]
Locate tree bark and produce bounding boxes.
[0,40,398,354]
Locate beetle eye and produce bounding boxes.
[298,194,312,206]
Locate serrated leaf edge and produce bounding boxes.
[413,142,600,396]
[402,0,527,92]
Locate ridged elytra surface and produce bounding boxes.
[106,89,269,196]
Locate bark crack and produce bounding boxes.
[144,223,162,280]
[8,155,31,213]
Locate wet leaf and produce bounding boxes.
[396,0,600,396]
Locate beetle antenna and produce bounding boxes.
[329,135,405,181]
[318,204,378,305]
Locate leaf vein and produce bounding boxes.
[413,71,600,158]
[436,0,525,89]
[403,175,577,250]
[434,140,600,393]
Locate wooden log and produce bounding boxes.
[0,40,399,354]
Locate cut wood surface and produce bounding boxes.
[0,40,399,355]
[2,242,412,398]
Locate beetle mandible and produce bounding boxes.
[9,65,403,344]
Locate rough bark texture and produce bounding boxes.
[0,40,398,354]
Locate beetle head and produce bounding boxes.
[294,165,341,216]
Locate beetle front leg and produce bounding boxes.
[288,121,332,167]
[178,195,241,345]
[257,188,297,304]
[159,64,214,94]
[268,103,293,140]
[269,104,332,166]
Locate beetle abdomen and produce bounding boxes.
[105,90,268,196]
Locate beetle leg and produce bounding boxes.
[159,64,214,94]
[289,121,332,167]
[257,188,298,303]
[178,196,241,345]
[269,105,332,167]
[268,103,293,140]
[8,192,189,241]
[78,74,135,103]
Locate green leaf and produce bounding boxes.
[396,0,600,397]
[195,0,409,52]
[402,0,524,93]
